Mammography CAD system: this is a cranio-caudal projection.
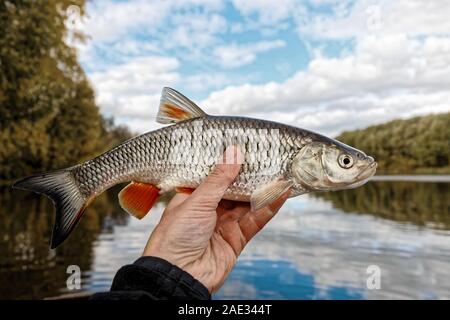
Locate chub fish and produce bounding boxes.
[13,87,377,248]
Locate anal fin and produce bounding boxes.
[118,182,160,219]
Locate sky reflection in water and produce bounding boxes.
[1,179,449,299]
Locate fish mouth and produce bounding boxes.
[357,161,378,180]
[344,161,378,189]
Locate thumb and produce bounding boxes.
[187,146,243,209]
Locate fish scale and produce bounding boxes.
[73,116,308,201]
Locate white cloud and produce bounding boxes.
[81,0,224,42]
[89,56,179,123]
[90,56,179,96]
[183,73,236,92]
[79,0,450,137]
[230,0,450,40]
[213,40,286,68]
[300,0,450,40]
[87,55,239,132]
[80,0,170,42]
[232,0,297,24]
[202,34,450,136]
[89,35,450,137]
[164,13,227,56]
[75,0,228,69]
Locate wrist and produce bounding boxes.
[142,250,214,293]
[111,256,211,300]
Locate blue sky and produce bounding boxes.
[73,0,450,135]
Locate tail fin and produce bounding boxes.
[12,168,87,249]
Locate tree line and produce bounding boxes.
[336,113,450,174]
[0,1,131,183]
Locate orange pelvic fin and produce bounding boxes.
[118,182,160,219]
[175,187,195,194]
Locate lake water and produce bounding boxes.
[0,177,449,299]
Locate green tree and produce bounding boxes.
[0,1,131,182]
[337,113,450,174]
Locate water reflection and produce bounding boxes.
[217,196,450,299]
[215,259,364,299]
[0,185,128,299]
[0,179,449,299]
[313,180,450,229]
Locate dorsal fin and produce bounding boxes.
[156,87,207,124]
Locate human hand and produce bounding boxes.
[142,146,290,293]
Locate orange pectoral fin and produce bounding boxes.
[175,187,195,194]
[118,182,160,219]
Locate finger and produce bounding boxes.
[218,199,238,211]
[215,203,251,256]
[239,190,290,241]
[217,199,248,211]
[164,192,190,212]
[187,146,243,208]
[217,201,250,222]
[175,187,195,194]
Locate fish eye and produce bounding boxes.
[338,154,354,169]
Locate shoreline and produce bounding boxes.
[371,175,450,182]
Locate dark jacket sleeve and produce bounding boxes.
[90,256,211,300]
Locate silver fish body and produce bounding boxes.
[13,87,377,248]
[73,116,318,201]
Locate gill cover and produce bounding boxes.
[292,143,327,190]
